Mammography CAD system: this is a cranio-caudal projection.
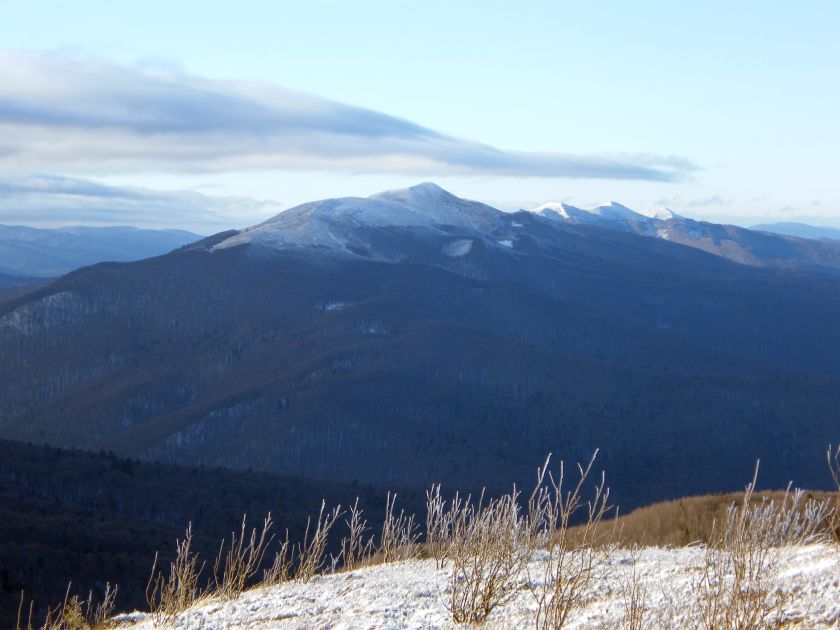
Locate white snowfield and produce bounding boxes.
[114,544,840,629]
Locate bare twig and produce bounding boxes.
[527,451,615,630]
[380,492,421,563]
[446,488,530,624]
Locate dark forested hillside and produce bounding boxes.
[0,439,424,626]
[0,273,46,306]
[1,188,840,520]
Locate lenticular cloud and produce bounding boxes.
[0,50,692,181]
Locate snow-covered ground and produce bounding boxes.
[113,545,840,629]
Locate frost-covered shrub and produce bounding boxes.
[447,490,531,624]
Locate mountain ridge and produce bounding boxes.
[2,183,840,512]
[751,222,840,241]
[529,196,840,275]
[206,184,840,277]
[0,224,202,277]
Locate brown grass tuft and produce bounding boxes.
[212,514,274,600]
[145,523,205,624]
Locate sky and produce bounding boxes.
[0,0,838,233]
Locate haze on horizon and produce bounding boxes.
[0,0,838,234]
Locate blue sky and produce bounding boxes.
[1,0,838,232]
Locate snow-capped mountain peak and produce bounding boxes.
[640,207,679,221]
[587,200,640,219]
[210,184,839,276]
[214,184,686,258]
[213,183,501,253]
[533,201,583,220]
[531,200,680,226]
[369,181,454,205]
[532,200,648,225]
[369,182,502,231]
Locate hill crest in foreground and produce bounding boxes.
[114,546,840,629]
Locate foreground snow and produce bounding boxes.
[114,545,840,629]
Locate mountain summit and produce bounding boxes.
[213,183,504,255]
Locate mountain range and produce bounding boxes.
[0,224,201,278]
[208,186,840,275]
[2,183,840,510]
[751,222,840,241]
[533,200,840,274]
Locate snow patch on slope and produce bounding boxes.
[586,200,641,220]
[115,545,840,629]
[641,207,679,220]
[442,239,473,257]
[533,201,680,226]
[533,202,579,220]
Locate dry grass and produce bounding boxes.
[618,545,647,630]
[826,444,840,539]
[262,529,293,586]
[426,486,473,570]
[425,484,450,568]
[145,523,205,624]
[339,498,375,572]
[694,462,832,630]
[17,583,118,630]
[294,500,342,582]
[443,450,616,626]
[23,446,840,628]
[379,492,422,563]
[569,488,837,548]
[212,514,274,599]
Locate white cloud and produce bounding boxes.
[0,174,281,231]
[0,50,694,181]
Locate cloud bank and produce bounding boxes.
[0,174,281,230]
[0,51,693,181]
